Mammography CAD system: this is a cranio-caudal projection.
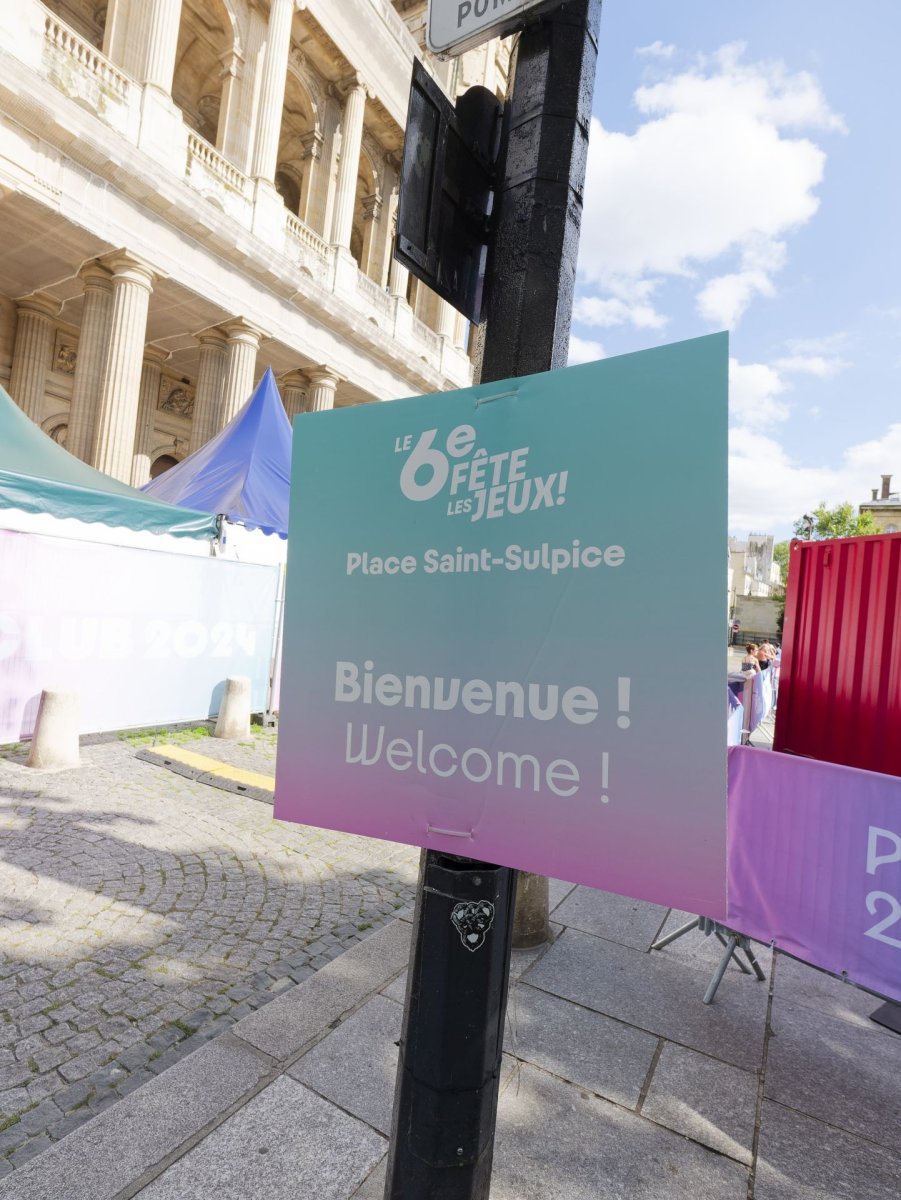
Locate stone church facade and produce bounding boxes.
[0,1,509,483]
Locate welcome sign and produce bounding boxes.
[274,334,728,916]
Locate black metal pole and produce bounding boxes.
[384,5,602,1197]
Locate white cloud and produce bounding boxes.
[637,41,675,60]
[729,422,901,533]
[568,334,605,365]
[774,354,849,378]
[578,43,844,327]
[729,358,790,426]
[573,290,667,331]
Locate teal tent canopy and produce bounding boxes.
[0,385,218,539]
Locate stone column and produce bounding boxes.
[90,253,155,481]
[436,299,457,340]
[190,328,229,451]
[307,366,340,413]
[219,319,263,430]
[297,131,323,225]
[142,0,184,94]
[359,192,382,276]
[331,77,368,250]
[388,251,409,299]
[67,264,113,462]
[453,311,469,350]
[250,0,294,182]
[131,346,169,487]
[8,293,61,423]
[280,369,309,421]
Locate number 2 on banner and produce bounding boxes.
[864,891,901,949]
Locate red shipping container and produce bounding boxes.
[773,531,901,776]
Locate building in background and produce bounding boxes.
[729,534,780,602]
[859,474,900,533]
[0,1,509,484]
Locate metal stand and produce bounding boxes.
[651,916,766,1004]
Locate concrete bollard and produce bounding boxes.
[26,690,80,770]
[512,871,551,948]
[214,676,251,739]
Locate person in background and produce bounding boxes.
[756,643,771,671]
[742,643,761,672]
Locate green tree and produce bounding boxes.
[793,502,880,541]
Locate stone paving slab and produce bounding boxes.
[234,920,411,1061]
[289,995,402,1135]
[640,1041,758,1164]
[754,1100,901,1200]
[765,995,901,1152]
[134,1076,385,1200]
[524,927,770,1070]
[552,885,668,950]
[0,1035,272,1200]
[505,982,658,1109]
[771,952,883,1028]
[490,1061,749,1200]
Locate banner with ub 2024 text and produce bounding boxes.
[275,334,728,916]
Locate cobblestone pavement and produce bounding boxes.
[0,731,419,1173]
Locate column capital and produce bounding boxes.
[333,73,370,102]
[15,291,62,319]
[221,317,267,347]
[280,368,311,388]
[77,261,114,291]
[307,365,342,386]
[194,325,230,348]
[99,250,156,291]
[143,343,170,365]
[361,192,382,222]
[300,130,323,161]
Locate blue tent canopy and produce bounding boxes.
[0,385,217,539]
[142,368,292,537]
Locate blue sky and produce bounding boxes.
[568,0,900,538]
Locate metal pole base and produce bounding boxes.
[384,851,517,1200]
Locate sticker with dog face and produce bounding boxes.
[451,900,495,951]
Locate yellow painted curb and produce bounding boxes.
[153,744,275,792]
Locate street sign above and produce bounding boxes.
[427,0,555,57]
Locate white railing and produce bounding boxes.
[368,0,420,57]
[186,132,250,195]
[410,314,442,356]
[43,14,131,101]
[356,271,393,319]
[285,212,330,264]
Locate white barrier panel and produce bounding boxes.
[0,529,280,742]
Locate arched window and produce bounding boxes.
[276,70,319,222]
[350,151,381,277]
[173,0,234,147]
[150,454,179,479]
[275,171,301,215]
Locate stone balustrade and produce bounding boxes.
[43,14,131,101]
[186,132,251,196]
[356,271,394,323]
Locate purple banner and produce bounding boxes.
[728,746,901,1003]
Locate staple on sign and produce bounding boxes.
[475,388,518,408]
[427,824,474,838]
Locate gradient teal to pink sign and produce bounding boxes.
[274,334,728,917]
